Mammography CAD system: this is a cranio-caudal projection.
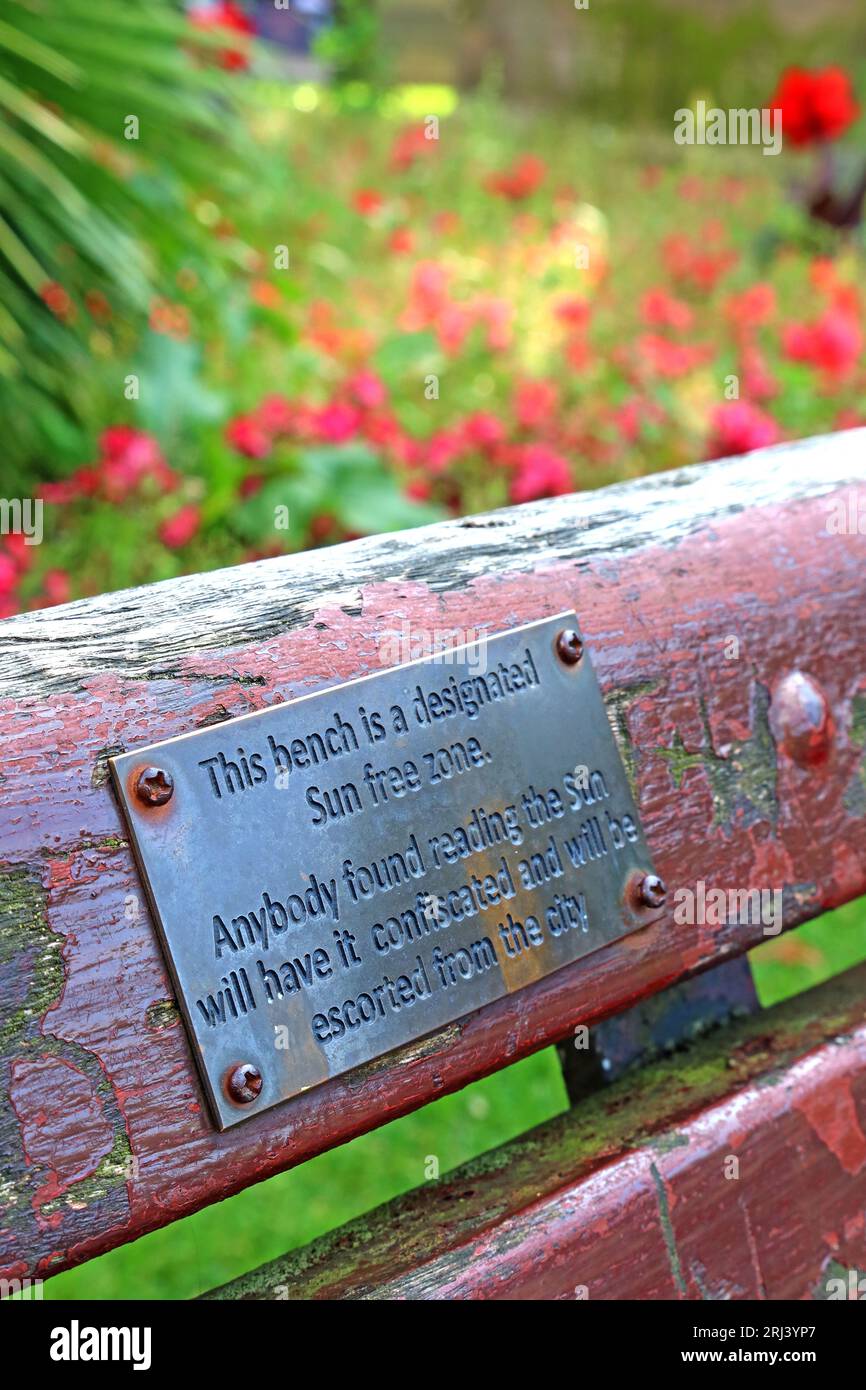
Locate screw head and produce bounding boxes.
[134,765,174,807]
[556,628,584,666]
[638,874,667,910]
[225,1062,263,1106]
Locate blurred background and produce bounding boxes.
[2,0,865,1297]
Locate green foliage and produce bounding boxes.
[314,0,388,94]
[134,331,224,445]
[0,0,250,485]
[230,442,443,548]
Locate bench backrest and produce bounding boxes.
[1,429,865,1284]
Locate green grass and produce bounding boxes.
[749,897,866,1007]
[43,897,866,1301]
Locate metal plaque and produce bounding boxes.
[111,612,662,1129]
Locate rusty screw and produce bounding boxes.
[225,1062,263,1106]
[556,628,584,666]
[637,873,667,910]
[134,765,174,807]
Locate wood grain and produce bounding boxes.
[2,430,866,1281]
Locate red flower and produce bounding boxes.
[390,124,438,172]
[475,296,513,352]
[2,532,31,571]
[353,188,384,218]
[782,307,862,381]
[84,289,111,321]
[424,428,466,474]
[564,335,593,372]
[739,345,779,401]
[250,280,282,310]
[405,477,433,502]
[159,505,201,550]
[41,427,174,503]
[462,412,506,453]
[0,552,16,595]
[431,210,460,236]
[309,514,336,544]
[677,175,706,203]
[239,474,264,499]
[435,303,473,356]
[40,282,75,322]
[510,445,572,503]
[347,370,387,410]
[770,67,859,147]
[611,397,664,444]
[313,401,361,443]
[554,297,592,330]
[834,408,866,431]
[486,155,546,202]
[640,288,694,332]
[809,259,861,317]
[514,379,558,430]
[706,402,780,459]
[388,227,414,255]
[226,413,271,459]
[362,410,403,451]
[637,334,714,379]
[662,233,737,294]
[149,299,189,339]
[99,427,174,499]
[189,2,254,71]
[407,260,449,315]
[41,569,71,607]
[255,394,294,437]
[725,283,776,329]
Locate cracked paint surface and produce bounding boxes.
[206,966,866,1301]
[1,480,865,1282]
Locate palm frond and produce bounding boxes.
[0,0,257,484]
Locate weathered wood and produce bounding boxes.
[203,963,866,1300]
[1,428,864,698]
[1,431,866,1281]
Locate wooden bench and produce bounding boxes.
[2,429,866,1301]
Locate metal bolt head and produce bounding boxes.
[225,1062,263,1106]
[556,628,584,666]
[769,670,834,769]
[134,765,174,807]
[638,874,667,910]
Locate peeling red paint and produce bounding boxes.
[796,1077,866,1177]
[205,979,866,1301]
[1,485,865,1282]
[9,1056,114,1205]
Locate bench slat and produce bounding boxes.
[203,963,866,1300]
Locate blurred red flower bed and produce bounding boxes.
[9,70,865,614]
